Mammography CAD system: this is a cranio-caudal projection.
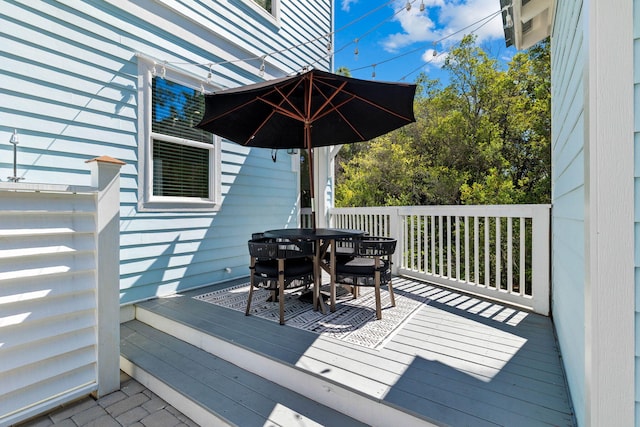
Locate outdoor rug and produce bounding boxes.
[194,283,428,349]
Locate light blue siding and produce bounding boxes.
[0,0,332,304]
[635,0,640,420]
[550,0,585,425]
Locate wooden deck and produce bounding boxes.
[123,276,575,426]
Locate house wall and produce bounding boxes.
[0,0,332,304]
[552,0,635,425]
[550,0,586,423]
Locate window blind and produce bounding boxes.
[153,140,209,198]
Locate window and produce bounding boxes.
[138,57,221,211]
[247,0,278,18]
[253,0,272,13]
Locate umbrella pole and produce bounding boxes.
[306,127,316,230]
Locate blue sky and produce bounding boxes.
[333,0,517,84]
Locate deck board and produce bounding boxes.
[136,276,575,427]
[122,320,369,427]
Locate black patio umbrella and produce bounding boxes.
[195,68,416,228]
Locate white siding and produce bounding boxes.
[553,0,636,424]
[0,0,332,304]
[550,1,585,423]
[634,0,640,421]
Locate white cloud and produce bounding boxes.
[382,0,504,52]
[341,0,358,12]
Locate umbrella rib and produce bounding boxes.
[315,78,415,122]
[308,80,348,122]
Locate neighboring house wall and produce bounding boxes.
[1,1,332,304]
[550,0,585,422]
[551,0,635,425]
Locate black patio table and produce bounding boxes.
[263,228,365,313]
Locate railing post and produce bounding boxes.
[390,207,402,274]
[531,205,550,315]
[86,155,125,397]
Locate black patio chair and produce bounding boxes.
[332,237,397,320]
[246,237,315,325]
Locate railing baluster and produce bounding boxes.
[474,216,479,286]
[520,217,526,296]
[416,215,422,272]
[507,217,513,293]
[431,215,436,275]
[403,213,409,269]
[446,215,451,279]
[456,216,460,281]
[423,215,428,274]
[465,215,470,283]
[484,216,490,287]
[438,215,444,276]
[496,216,501,291]
[409,215,415,271]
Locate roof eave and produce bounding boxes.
[501,0,555,50]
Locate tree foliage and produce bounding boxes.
[335,35,550,206]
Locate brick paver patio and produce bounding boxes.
[16,372,198,427]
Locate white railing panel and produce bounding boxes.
[0,158,123,425]
[329,205,551,315]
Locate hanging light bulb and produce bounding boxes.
[405,1,411,11]
[200,82,205,95]
[419,0,425,12]
[502,4,514,29]
[432,43,438,57]
[354,38,359,59]
[504,12,513,29]
[207,63,213,82]
[371,64,376,79]
[259,56,266,77]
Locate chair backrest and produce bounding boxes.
[355,237,397,257]
[248,237,314,260]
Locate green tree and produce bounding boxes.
[335,35,550,206]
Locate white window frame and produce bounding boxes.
[245,0,280,21]
[137,56,222,212]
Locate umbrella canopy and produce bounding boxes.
[195,69,417,227]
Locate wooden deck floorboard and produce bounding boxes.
[121,320,369,427]
[135,276,575,427]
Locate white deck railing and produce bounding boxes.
[328,205,551,315]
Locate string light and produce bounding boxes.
[161,0,409,83]
[503,5,514,29]
[158,3,507,87]
[349,8,504,78]
[371,64,376,79]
